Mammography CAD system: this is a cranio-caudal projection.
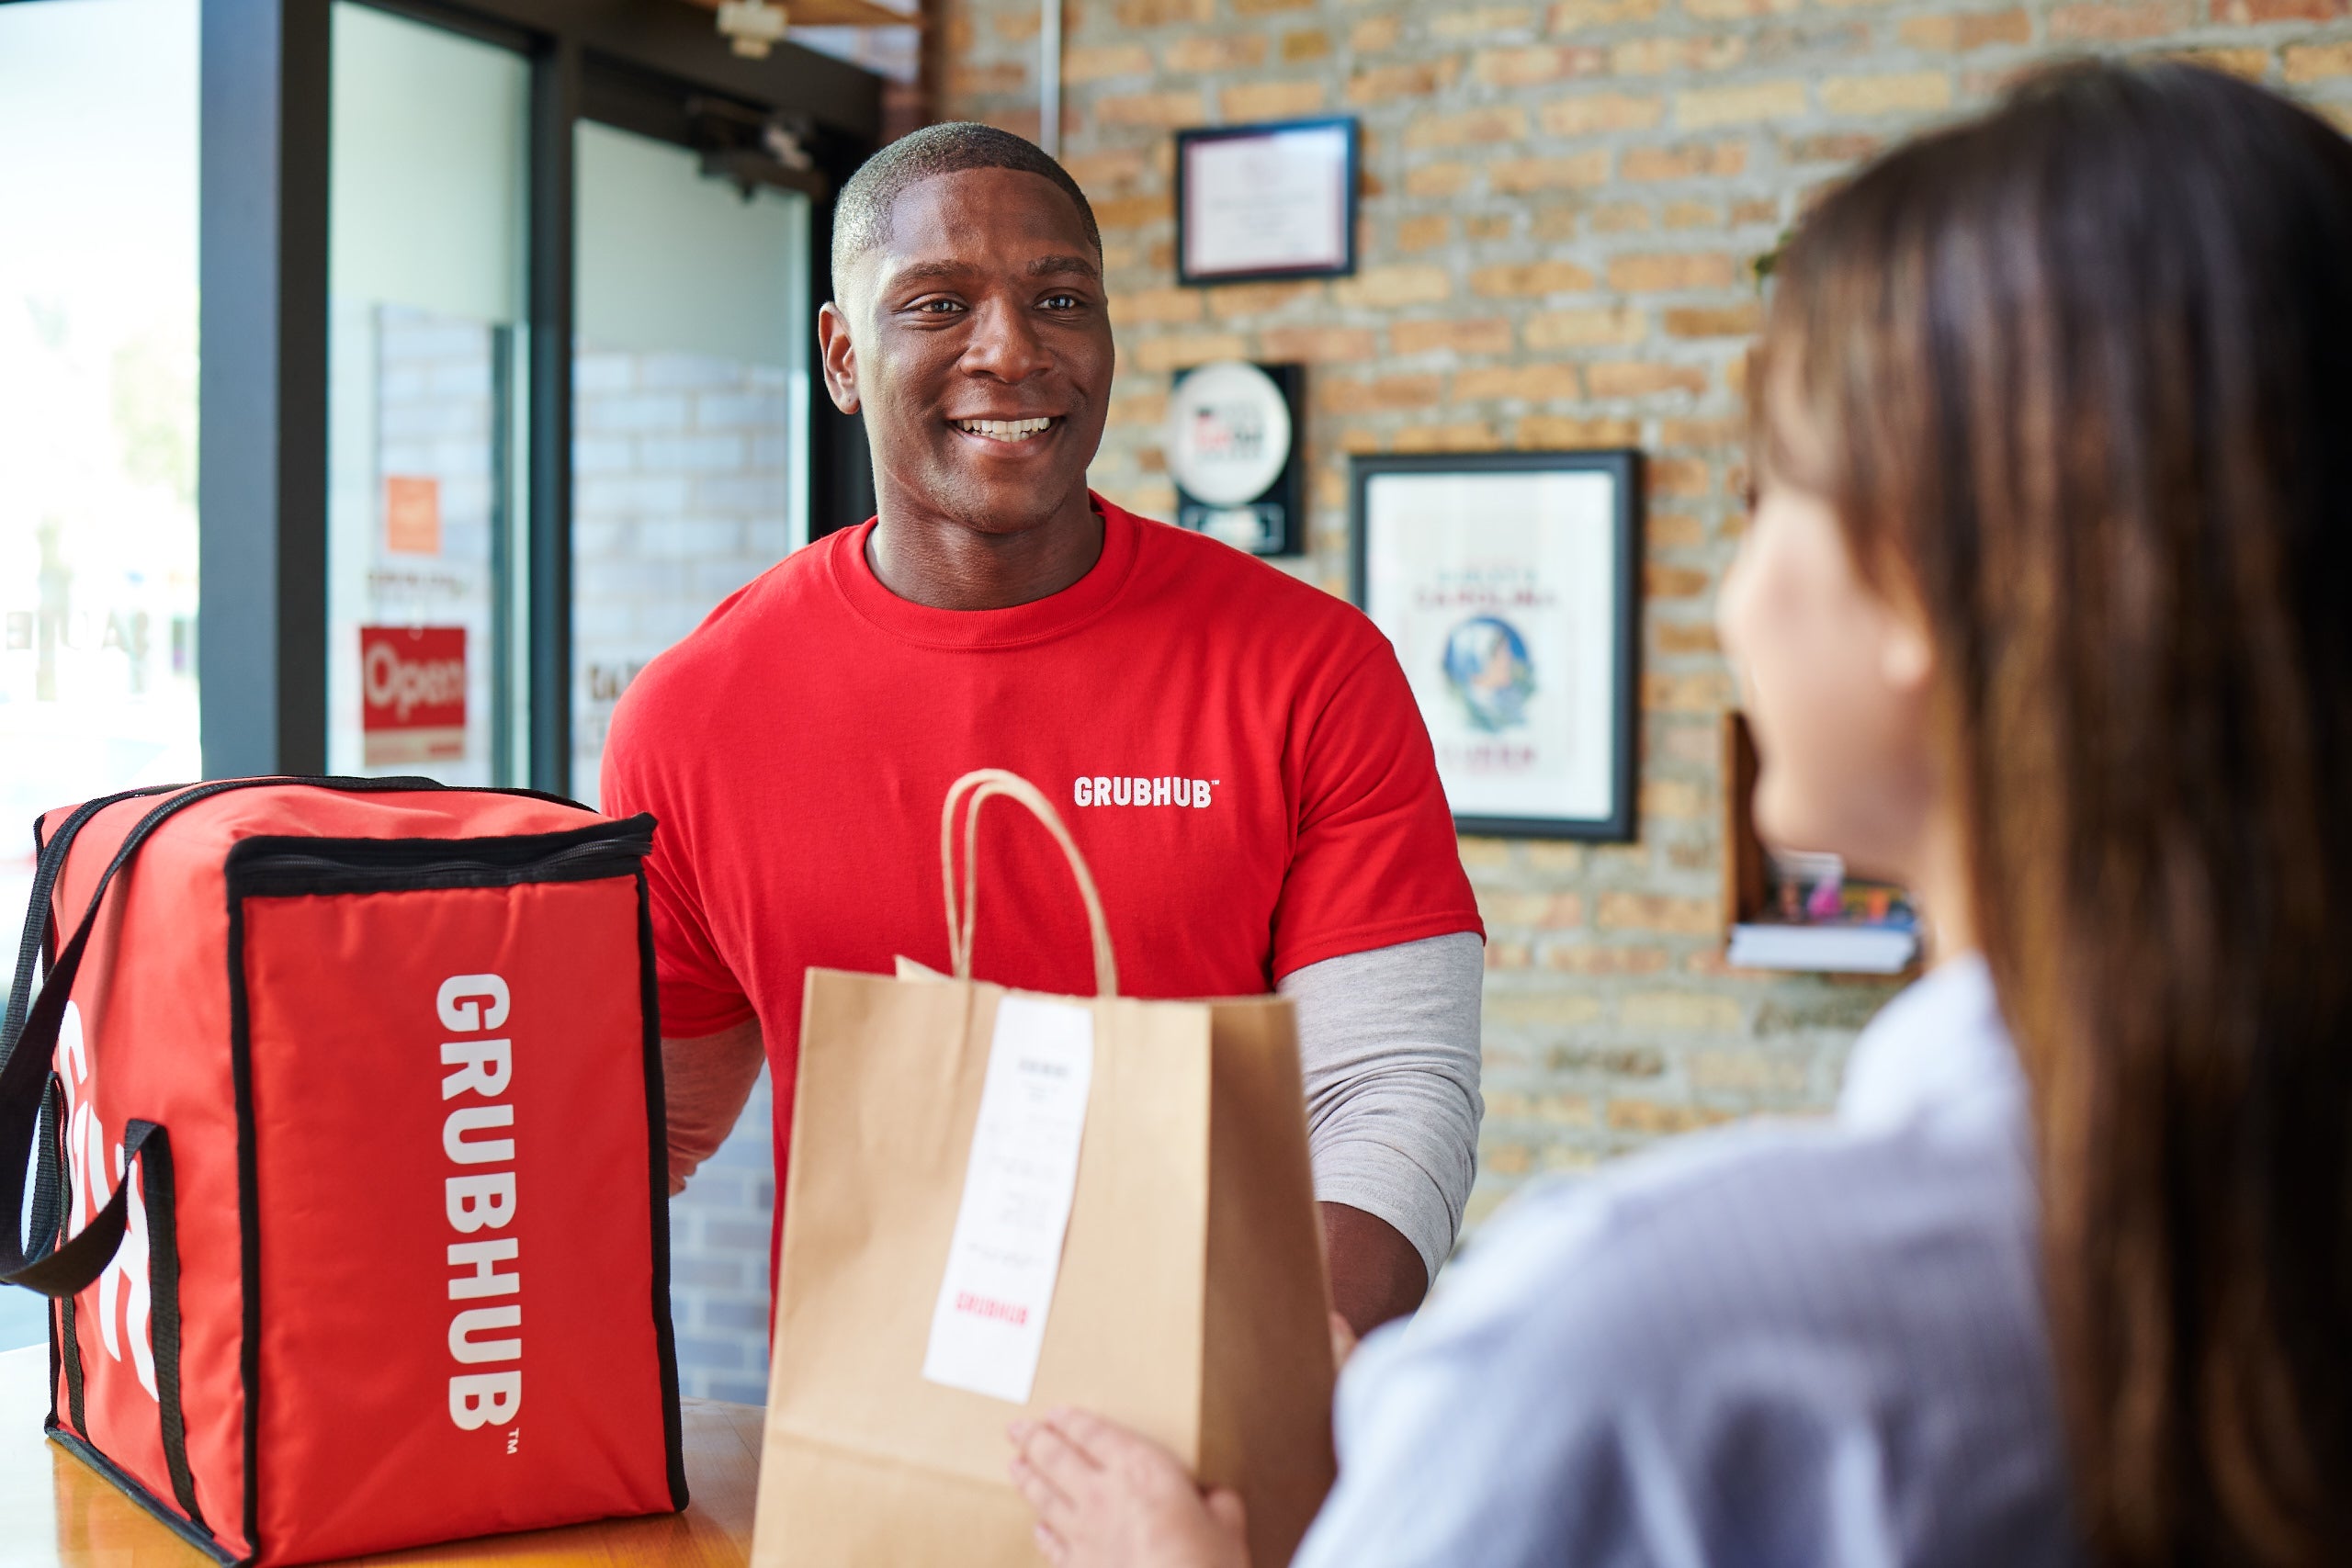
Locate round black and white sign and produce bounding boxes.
[1164,360,1293,507]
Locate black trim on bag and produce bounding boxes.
[47,1102,62,1434]
[29,1077,62,1290]
[51,1427,240,1567]
[636,866,691,1512]
[24,806,44,984]
[61,1294,85,1435]
[44,1073,85,1440]
[132,1120,208,1529]
[226,885,264,1564]
[222,815,653,898]
[50,1073,74,1438]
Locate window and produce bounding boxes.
[571,120,811,807]
[324,3,531,785]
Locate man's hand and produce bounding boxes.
[1007,1409,1250,1568]
[1320,1201,1428,1339]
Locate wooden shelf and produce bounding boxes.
[1720,710,1921,977]
[1722,709,1766,935]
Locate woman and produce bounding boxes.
[1006,62,2352,1568]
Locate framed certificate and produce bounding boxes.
[1175,118,1358,287]
[1351,450,1643,841]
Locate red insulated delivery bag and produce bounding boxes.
[0,777,686,1565]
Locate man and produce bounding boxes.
[604,122,1483,1336]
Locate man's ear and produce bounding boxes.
[817,300,861,416]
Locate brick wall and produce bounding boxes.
[572,346,795,810]
[940,0,2352,1228]
[665,1069,781,1404]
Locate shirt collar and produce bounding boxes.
[827,491,1144,650]
[1838,953,2029,1141]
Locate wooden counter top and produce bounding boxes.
[0,1345,763,1566]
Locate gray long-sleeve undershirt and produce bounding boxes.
[664,929,1487,1282]
[1279,931,1485,1281]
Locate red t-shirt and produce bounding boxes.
[601,495,1481,1222]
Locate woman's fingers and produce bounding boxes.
[1010,1453,1078,1530]
[1032,1521,1069,1565]
[1047,1404,1188,1488]
[1044,1405,1126,1462]
[1203,1487,1248,1541]
[1023,1413,1107,1488]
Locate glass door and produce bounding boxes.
[0,0,198,1360]
[0,0,200,908]
[571,118,811,807]
[324,3,530,784]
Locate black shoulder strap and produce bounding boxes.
[6,784,181,1048]
[1,779,299,1292]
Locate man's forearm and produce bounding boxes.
[1320,1201,1429,1337]
[662,1017,765,1194]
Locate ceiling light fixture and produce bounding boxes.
[716,0,788,58]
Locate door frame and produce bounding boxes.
[197,0,881,791]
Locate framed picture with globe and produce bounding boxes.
[1350,450,1642,840]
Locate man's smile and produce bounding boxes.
[951,415,1061,446]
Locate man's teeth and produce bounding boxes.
[956,417,1054,441]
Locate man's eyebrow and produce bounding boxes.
[883,259,972,287]
[878,254,1101,289]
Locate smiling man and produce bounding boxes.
[602,123,1484,1337]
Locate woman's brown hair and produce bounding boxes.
[1759,63,2352,1567]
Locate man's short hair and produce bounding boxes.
[831,121,1102,290]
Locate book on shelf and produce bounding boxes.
[1727,921,1917,974]
[1728,847,1920,975]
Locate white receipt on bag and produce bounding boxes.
[922,994,1096,1404]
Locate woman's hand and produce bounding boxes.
[1007,1408,1251,1568]
[1329,1310,1360,1370]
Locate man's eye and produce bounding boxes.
[1041,293,1081,310]
[913,299,965,314]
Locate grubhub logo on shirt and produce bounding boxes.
[1073,774,1217,808]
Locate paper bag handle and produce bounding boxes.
[942,770,1120,998]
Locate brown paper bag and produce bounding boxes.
[752,769,1337,1567]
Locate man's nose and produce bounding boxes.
[958,299,1053,383]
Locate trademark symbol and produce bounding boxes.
[505,1429,520,1455]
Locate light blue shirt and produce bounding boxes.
[1294,957,2078,1568]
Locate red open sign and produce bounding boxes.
[360,626,466,766]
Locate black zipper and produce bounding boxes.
[224,816,654,899]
